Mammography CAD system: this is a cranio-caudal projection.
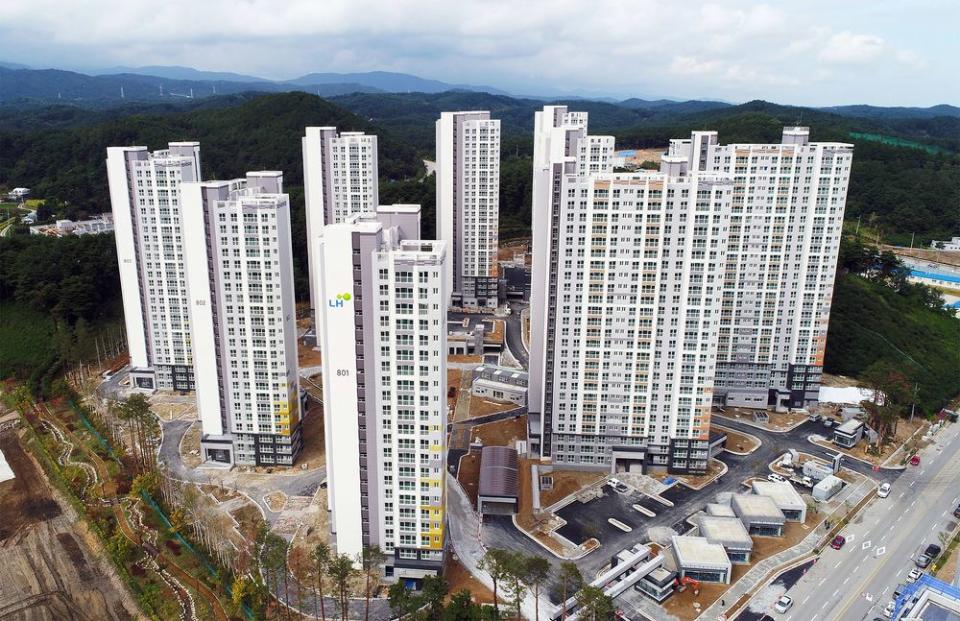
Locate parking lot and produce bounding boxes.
[555,486,672,547]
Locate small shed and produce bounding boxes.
[833,419,865,448]
[731,494,785,536]
[697,515,754,564]
[813,475,844,502]
[670,535,732,584]
[751,480,807,522]
[478,446,519,515]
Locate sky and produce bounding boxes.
[1,0,956,106]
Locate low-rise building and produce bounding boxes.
[671,535,732,584]
[891,573,960,620]
[732,494,785,536]
[478,446,518,515]
[705,503,737,518]
[930,237,960,251]
[29,214,115,237]
[7,187,30,201]
[833,419,865,448]
[812,475,844,502]
[471,364,528,406]
[697,515,753,564]
[752,480,807,522]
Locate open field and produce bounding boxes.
[0,431,138,621]
[470,415,527,447]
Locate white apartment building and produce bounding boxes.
[436,111,501,308]
[315,206,447,581]
[666,128,853,410]
[106,142,202,392]
[529,107,733,474]
[303,127,379,310]
[181,172,302,466]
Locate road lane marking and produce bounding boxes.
[834,560,842,568]
[911,500,918,507]
[802,595,810,606]
[862,541,872,550]
[911,480,917,487]
[843,576,851,585]
[931,523,938,532]
[920,470,925,475]
[832,589,840,598]
[897,568,904,577]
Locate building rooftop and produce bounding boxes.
[751,480,806,511]
[671,535,731,570]
[698,515,753,550]
[732,494,786,523]
[478,446,519,499]
[706,503,737,518]
[835,419,865,435]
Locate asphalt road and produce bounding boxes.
[762,421,960,621]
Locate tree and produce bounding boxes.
[262,533,291,621]
[503,552,528,621]
[107,531,132,564]
[420,575,449,621]
[231,575,252,616]
[388,582,417,621]
[574,586,614,621]
[327,553,356,621]
[554,562,583,621]
[359,545,388,621]
[441,590,483,621]
[313,543,331,621]
[523,555,551,621]
[289,545,310,619]
[479,548,512,618]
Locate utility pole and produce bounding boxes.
[855,215,861,236]
[910,232,915,250]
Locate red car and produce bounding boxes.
[910,455,921,466]
[830,535,846,550]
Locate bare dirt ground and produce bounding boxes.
[296,400,326,470]
[821,373,862,388]
[456,451,481,508]
[471,415,527,447]
[718,407,808,431]
[264,490,288,512]
[0,431,139,621]
[180,420,202,469]
[447,369,463,411]
[716,427,761,454]
[467,396,517,418]
[444,556,496,604]
[289,488,330,563]
[883,245,960,267]
[539,470,605,508]
[449,354,484,364]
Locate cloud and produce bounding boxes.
[819,31,887,64]
[0,0,953,105]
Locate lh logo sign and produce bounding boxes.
[328,292,352,308]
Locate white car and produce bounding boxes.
[774,595,793,613]
[877,483,891,498]
[767,473,786,483]
[883,600,896,618]
[907,568,923,583]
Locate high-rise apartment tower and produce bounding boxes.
[106,142,202,392]
[435,111,500,308]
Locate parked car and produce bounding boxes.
[910,455,921,466]
[808,413,822,422]
[877,483,891,498]
[916,554,932,568]
[823,419,835,428]
[768,473,786,483]
[774,595,793,613]
[830,535,846,550]
[953,504,960,519]
[907,568,923,583]
[883,600,896,618]
[924,544,942,559]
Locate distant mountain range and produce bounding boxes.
[2,62,958,119]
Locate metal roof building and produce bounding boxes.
[752,480,807,522]
[732,493,786,536]
[671,535,733,584]
[478,446,519,515]
[698,515,754,564]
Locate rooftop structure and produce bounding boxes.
[29,214,114,237]
[706,503,737,517]
[478,446,519,515]
[732,494,786,536]
[752,480,807,522]
[671,535,733,584]
[697,515,753,563]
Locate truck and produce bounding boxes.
[803,460,834,482]
[812,475,844,502]
[789,475,814,488]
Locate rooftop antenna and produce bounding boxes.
[120,85,125,99]
[160,84,164,96]
[189,88,194,98]
[212,83,217,95]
